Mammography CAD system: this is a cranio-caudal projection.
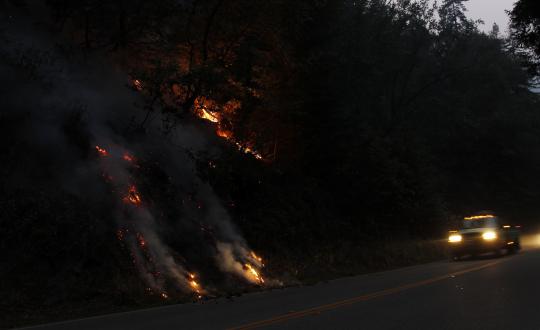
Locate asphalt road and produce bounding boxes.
[23,236,540,330]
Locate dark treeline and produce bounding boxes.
[34,0,540,268]
[2,0,540,326]
[41,0,540,230]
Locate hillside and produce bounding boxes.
[2,1,540,328]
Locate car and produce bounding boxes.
[448,213,521,260]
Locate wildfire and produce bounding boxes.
[96,146,210,299]
[193,96,263,160]
[194,97,220,123]
[244,263,264,284]
[250,251,263,265]
[123,153,135,162]
[198,108,220,123]
[95,142,266,298]
[239,144,263,160]
[217,128,232,139]
[133,79,143,91]
[124,185,142,206]
[95,145,108,157]
[187,273,204,297]
[136,232,146,248]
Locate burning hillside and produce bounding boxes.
[131,79,264,160]
[93,143,269,299]
[194,97,264,160]
[0,8,275,311]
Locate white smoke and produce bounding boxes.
[0,6,267,297]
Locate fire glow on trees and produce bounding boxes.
[192,98,264,160]
[194,97,220,123]
[132,79,263,160]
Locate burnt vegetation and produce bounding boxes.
[2,0,540,327]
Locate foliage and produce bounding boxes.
[509,0,540,74]
[3,0,540,325]
[38,0,540,265]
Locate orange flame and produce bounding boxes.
[244,263,264,284]
[123,153,135,162]
[198,108,220,123]
[124,185,142,206]
[237,143,263,160]
[193,96,263,160]
[95,145,108,157]
[217,128,232,139]
[133,79,143,91]
[194,97,220,123]
[250,251,263,264]
[136,232,146,248]
[187,273,204,296]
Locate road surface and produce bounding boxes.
[23,240,540,330]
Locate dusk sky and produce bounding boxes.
[465,0,516,34]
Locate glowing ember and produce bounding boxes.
[116,229,125,241]
[244,263,264,284]
[198,108,220,123]
[133,79,143,91]
[186,273,204,295]
[95,145,108,157]
[250,251,263,264]
[217,129,232,139]
[123,153,135,162]
[123,185,142,206]
[194,97,220,123]
[237,143,263,160]
[136,232,146,248]
[193,96,263,160]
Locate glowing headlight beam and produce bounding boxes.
[482,231,497,240]
[449,234,462,243]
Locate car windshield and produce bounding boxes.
[462,218,497,229]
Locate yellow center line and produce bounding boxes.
[228,261,502,330]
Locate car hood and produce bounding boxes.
[458,228,497,234]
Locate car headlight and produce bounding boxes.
[482,231,497,240]
[449,234,462,243]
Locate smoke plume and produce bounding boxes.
[0,6,267,299]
